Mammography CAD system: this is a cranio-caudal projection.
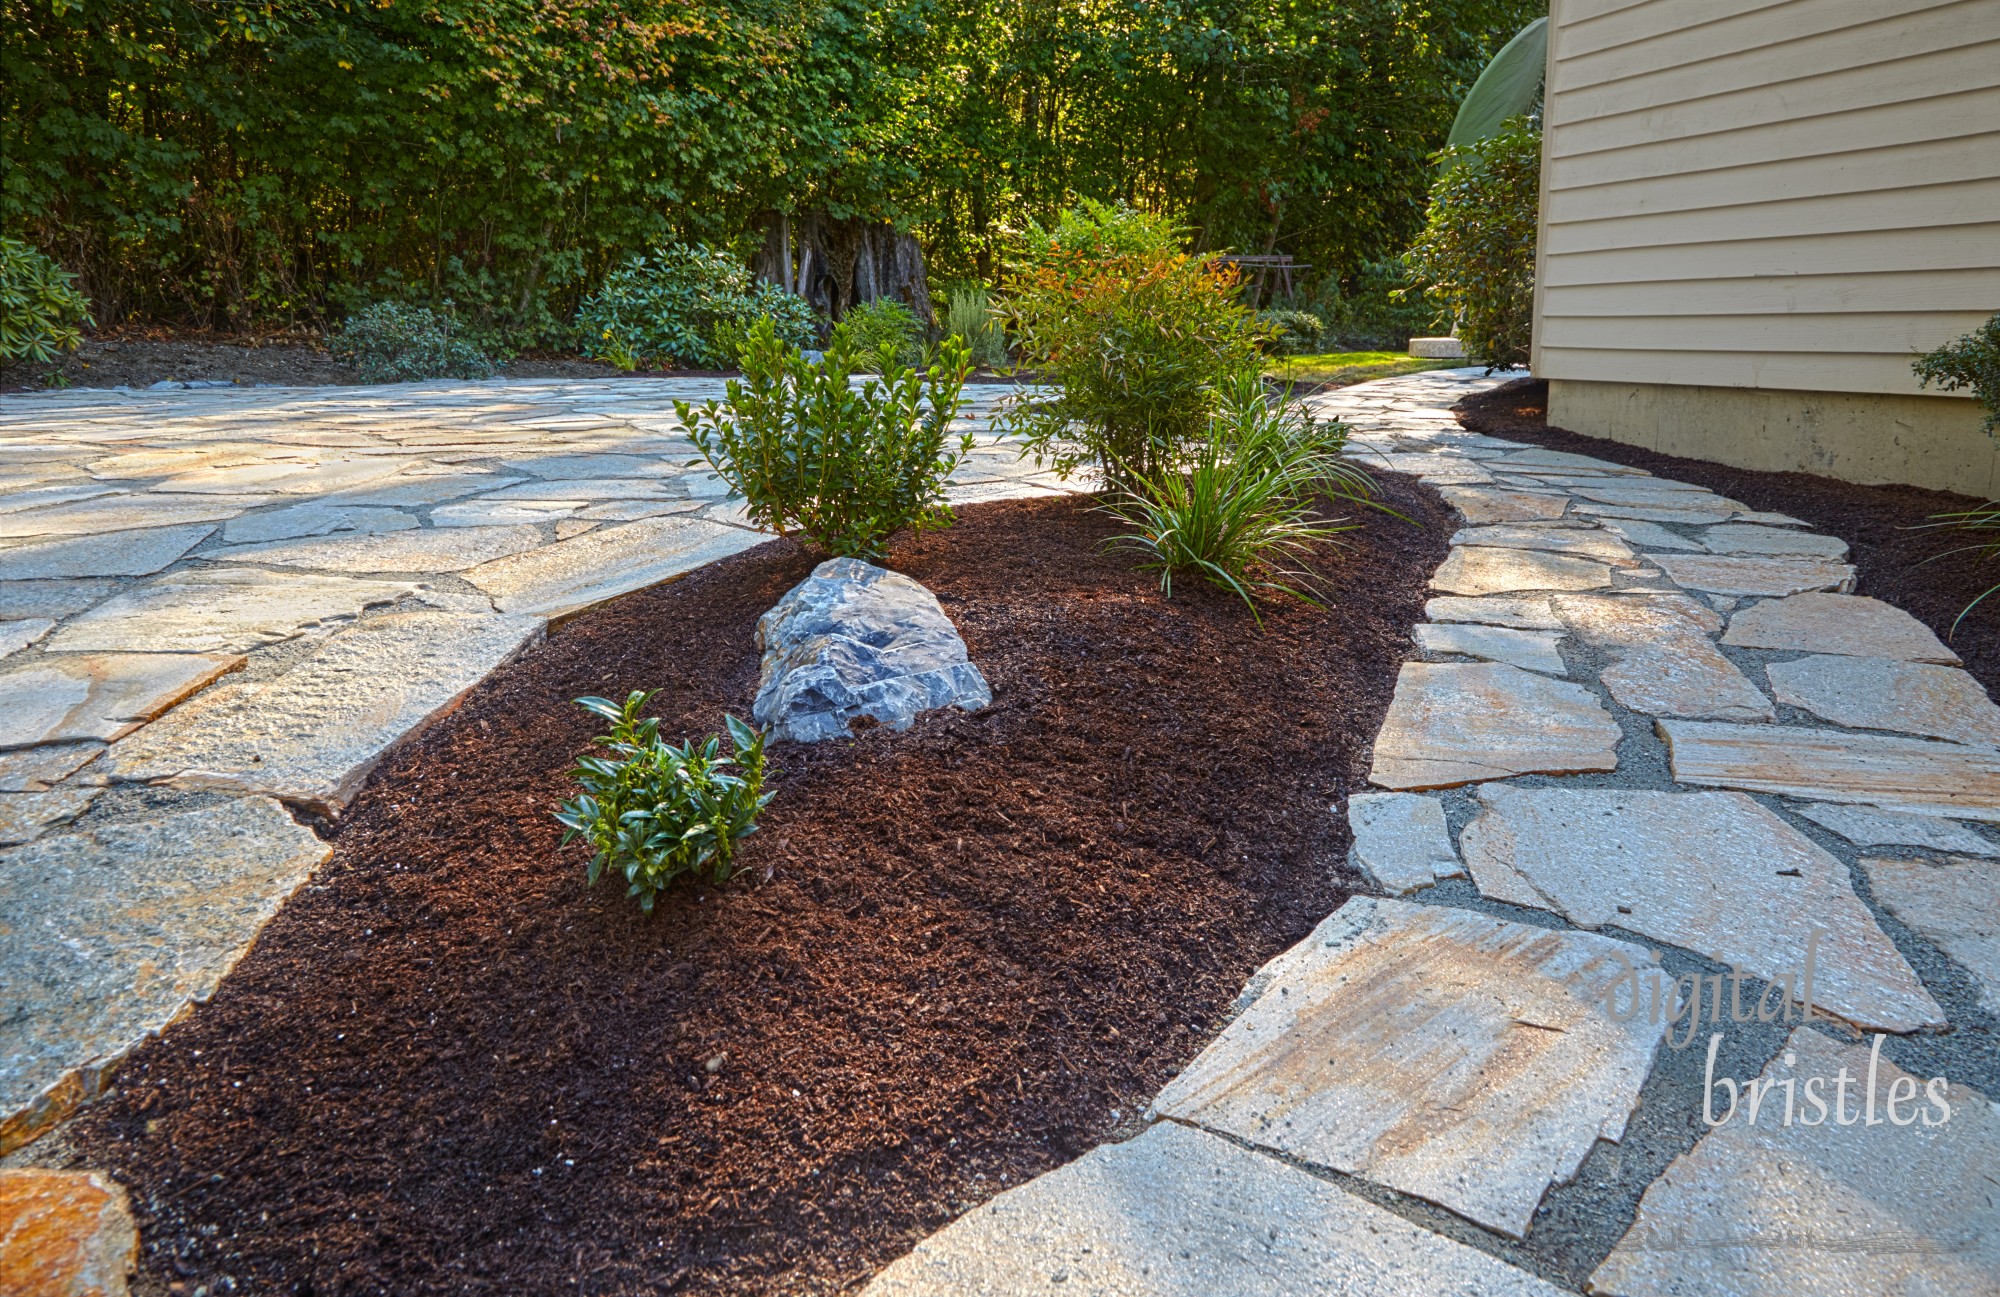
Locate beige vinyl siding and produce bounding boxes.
[1533,0,2000,397]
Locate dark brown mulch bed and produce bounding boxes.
[1458,378,2000,692]
[67,481,1451,1297]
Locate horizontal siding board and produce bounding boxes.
[1547,87,1998,189]
[1544,177,2000,254]
[1540,311,1992,353]
[1542,221,2000,286]
[1557,0,1963,90]
[1542,268,2000,315]
[1536,346,1968,395]
[1551,2,1977,121]
[1545,131,2000,223]
[1562,0,1803,59]
[1547,38,2000,156]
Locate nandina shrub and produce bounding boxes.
[996,202,1271,489]
[675,315,975,559]
[1403,121,1541,370]
[554,693,773,913]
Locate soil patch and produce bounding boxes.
[1458,378,2000,693]
[65,480,1450,1296]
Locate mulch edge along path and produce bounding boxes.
[65,478,1453,1296]
[1456,378,2000,695]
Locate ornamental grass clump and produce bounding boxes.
[1102,375,1377,624]
[676,315,975,560]
[555,693,773,914]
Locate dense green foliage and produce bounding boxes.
[1103,376,1369,622]
[2,0,1538,335]
[328,302,496,382]
[834,297,923,370]
[1914,314,2000,436]
[943,284,1008,369]
[1404,121,1541,369]
[0,236,91,363]
[676,317,975,559]
[999,203,1271,488]
[555,694,773,913]
[578,246,820,370]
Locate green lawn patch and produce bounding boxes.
[1266,350,1459,388]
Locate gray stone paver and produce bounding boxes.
[1346,791,1463,892]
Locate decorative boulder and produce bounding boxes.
[753,558,992,743]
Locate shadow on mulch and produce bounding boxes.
[67,482,1451,1296]
[1458,378,2000,695]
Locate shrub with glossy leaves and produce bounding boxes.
[579,245,820,370]
[676,316,975,559]
[835,297,924,371]
[0,238,92,364]
[1914,313,2000,437]
[329,302,496,382]
[997,202,1271,489]
[1403,121,1541,370]
[555,693,773,914]
[1257,309,1324,355]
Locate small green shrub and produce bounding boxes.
[1102,379,1368,623]
[0,238,93,364]
[1257,309,1324,355]
[329,302,497,382]
[943,285,1009,369]
[1403,121,1541,370]
[555,693,773,914]
[1315,258,1439,351]
[675,316,975,559]
[835,297,924,371]
[1914,314,2000,436]
[579,245,820,369]
[997,202,1271,489]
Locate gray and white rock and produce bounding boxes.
[862,1121,1566,1297]
[1766,655,2000,746]
[1860,855,2000,1015]
[1791,803,1999,856]
[1369,661,1621,788]
[1151,898,1666,1238]
[1720,593,1958,663]
[1590,1028,2000,1297]
[1457,785,1943,1032]
[1412,621,1567,675]
[754,559,991,744]
[1346,792,1462,892]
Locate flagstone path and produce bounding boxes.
[0,376,1076,1156]
[864,368,2000,1296]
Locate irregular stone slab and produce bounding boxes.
[1861,855,2000,1014]
[1423,594,1561,630]
[0,617,53,659]
[1551,590,1724,640]
[204,524,545,574]
[1413,621,1567,675]
[1598,518,1704,551]
[0,797,332,1154]
[0,524,214,580]
[1732,509,1811,527]
[1767,655,2000,746]
[497,453,677,479]
[575,499,704,522]
[0,654,242,748]
[221,502,417,544]
[1488,448,1647,475]
[1575,501,1735,525]
[1346,792,1462,892]
[45,568,416,654]
[1698,523,1849,559]
[0,580,121,621]
[108,604,541,811]
[1369,662,1620,789]
[1661,720,2000,822]
[430,498,582,527]
[1590,1028,2000,1297]
[1458,785,1942,1032]
[1600,633,1775,722]
[1429,546,1613,596]
[480,477,681,502]
[1793,803,1999,856]
[153,456,410,496]
[0,483,118,516]
[1721,592,1958,663]
[0,785,99,846]
[1152,898,1665,1238]
[464,513,760,617]
[1450,524,1637,564]
[754,559,991,743]
[1647,553,1856,597]
[330,472,523,508]
[862,1121,1565,1297]
[1567,482,1742,511]
[1436,485,1568,524]
[0,1168,137,1297]
[0,496,248,540]
[0,743,104,792]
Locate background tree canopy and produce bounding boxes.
[1,0,1540,342]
